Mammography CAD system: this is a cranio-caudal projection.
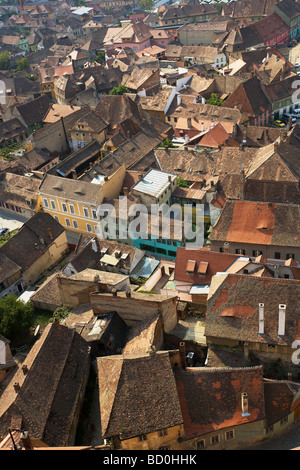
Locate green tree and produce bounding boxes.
[177,176,189,188]
[206,93,224,106]
[16,57,30,72]
[162,138,174,148]
[51,306,69,322]
[93,50,105,64]
[0,295,33,339]
[109,84,129,95]
[25,74,36,81]
[139,0,155,11]
[0,51,10,70]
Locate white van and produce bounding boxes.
[293,108,300,117]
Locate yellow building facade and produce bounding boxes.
[70,112,108,152]
[37,166,126,237]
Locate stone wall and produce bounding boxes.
[90,291,178,333]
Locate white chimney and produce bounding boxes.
[278,304,286,337]
[258,303,264,335]
[241,392,250,416]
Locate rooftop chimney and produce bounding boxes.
[20,431,33,451]
[241,392,250,416]
[179,342,186,369]
[278,304,286,337]
[14,383,20,393]
[258,303,264,336]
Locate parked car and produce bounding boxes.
[0,228,9,236]
[274,120,285,127]
[293,108,300,117]
[282,113,297,123]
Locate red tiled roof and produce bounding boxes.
[210,200,300,248]
[198,122,230,148]
[174,248,239,285]
[253,13,290,43]
[175,366,265,439]
[206,274,300,346]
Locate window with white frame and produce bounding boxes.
[225,430,235,441]
[62,202,67,212]
[196,439,205,449]
[210,435,220,445]
[69,204,75,215]
[65,218,71,227]
[92,208,97,219]
[83,207,89,218]
[43,198,49,208]
[73,220,79,229]
[87,224,92,232]
[50,200,56,210]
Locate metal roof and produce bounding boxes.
[132,169,176,198]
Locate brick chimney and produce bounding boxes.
[179,342,186,369]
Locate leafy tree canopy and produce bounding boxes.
[206,93,224,106]
[0,51,10,70]
[139,0,155,11]
[16,57,29,72]
[177,176,189,188]
[109,84,129,95]
[0,295,33,339]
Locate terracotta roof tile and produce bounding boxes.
[210,200,300,248]
[175,366,265,439]
[175,248,239,285]
[97,352,183,439]
[206,274,300,346]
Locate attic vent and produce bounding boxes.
[75,188,86,195]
